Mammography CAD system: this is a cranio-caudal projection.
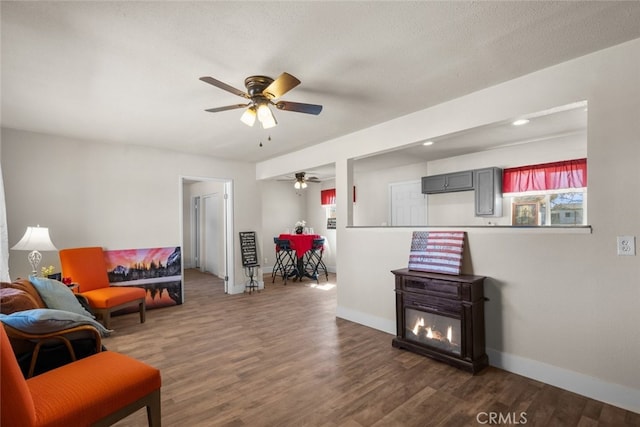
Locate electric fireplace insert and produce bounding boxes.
[391,268,488,373]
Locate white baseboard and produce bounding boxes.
[336,305,396,335]
[336,305,639,414]
[486,348,640,414]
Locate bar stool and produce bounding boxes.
[272,237,297,284]
[304,238,328,283]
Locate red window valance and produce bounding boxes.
[321,189,336,205]
[502,158,587,193]
[320,187,356,205]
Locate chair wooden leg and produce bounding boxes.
[92,388,161,427]
[146,389,161,427]
[102,311,111,330]
[139,300,146,324]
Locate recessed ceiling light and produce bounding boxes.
[422,141,434,146]
[512,119,530,126]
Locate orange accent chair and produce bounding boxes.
[1,324,162,426]
[59,247,146,329]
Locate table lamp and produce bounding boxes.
[11,225,58,275]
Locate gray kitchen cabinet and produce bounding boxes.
[474,167,502,216]
[421,170,474,194]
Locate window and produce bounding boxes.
[504,159,587,226]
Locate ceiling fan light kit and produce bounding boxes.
[240,106,256,126]
[257,103,277,129]
[292,171,320,189]
[200,72,322,129]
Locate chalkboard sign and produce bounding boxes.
[239,231,259,267]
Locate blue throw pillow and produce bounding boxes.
[29,275,95,319]
[0,308,112,337]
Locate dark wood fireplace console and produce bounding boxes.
[391,268,488,374]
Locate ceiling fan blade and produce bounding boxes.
[199,76,249,99]
[275,101,323,115]
[263,72,301,99]
[205,104,249,113]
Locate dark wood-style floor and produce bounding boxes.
[107,269,639,426]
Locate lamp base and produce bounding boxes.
[27,250,42,276]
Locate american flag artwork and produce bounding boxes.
[408,231,465,275]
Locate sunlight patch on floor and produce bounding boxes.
[310,283,336,291]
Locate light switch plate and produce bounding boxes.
[616,236,636,256]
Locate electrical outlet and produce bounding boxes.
[616,236,636,256]
[264,257,268,264]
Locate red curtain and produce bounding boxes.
[321,189,336,205]
[502,158,587,193]
[320,187,356,205]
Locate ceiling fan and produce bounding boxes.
[293,172,320,189]
[278,172,320,189]
[199,72,323,129]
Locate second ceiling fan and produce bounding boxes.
[200,72,323,129]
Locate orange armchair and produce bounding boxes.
[1,324,162,426]
[59,247,146,329]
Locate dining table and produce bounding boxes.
[278,233,322,281]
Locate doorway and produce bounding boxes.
[181,177,234,295]
[202,192,221,277]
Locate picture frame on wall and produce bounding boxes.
[512,202,539,226]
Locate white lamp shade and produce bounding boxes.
[240,107,257,127]
[257,104,277,129]
[11,226,57,251]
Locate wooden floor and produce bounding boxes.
[106,269,639,427]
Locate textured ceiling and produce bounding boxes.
[2,1,640,164]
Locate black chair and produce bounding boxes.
[304,238,328,283]
[272,237,297,284]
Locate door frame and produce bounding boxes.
[179,176,234,296]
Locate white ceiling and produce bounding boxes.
[2,2,639,170]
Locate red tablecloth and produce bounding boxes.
[278,234,321,259]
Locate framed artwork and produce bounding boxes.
[104,246,182,310]
[408,231,465,275]
[512,203,539,226]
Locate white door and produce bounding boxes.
[390,181,427,226]
[203,193,221,277]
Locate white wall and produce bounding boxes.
[256,39,640,412]
[2,129,261,294]
[260,180,306,272]
[354,163,427,227]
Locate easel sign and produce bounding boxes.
[327,217,336,229]
[239,231,259,267]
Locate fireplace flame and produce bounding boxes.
[426,327,433,339]
[411,318,425,336]
[447,326,452,343]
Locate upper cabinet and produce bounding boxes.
[474,167,503,217]
[422,167,503,217]
[421,170,474,194]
